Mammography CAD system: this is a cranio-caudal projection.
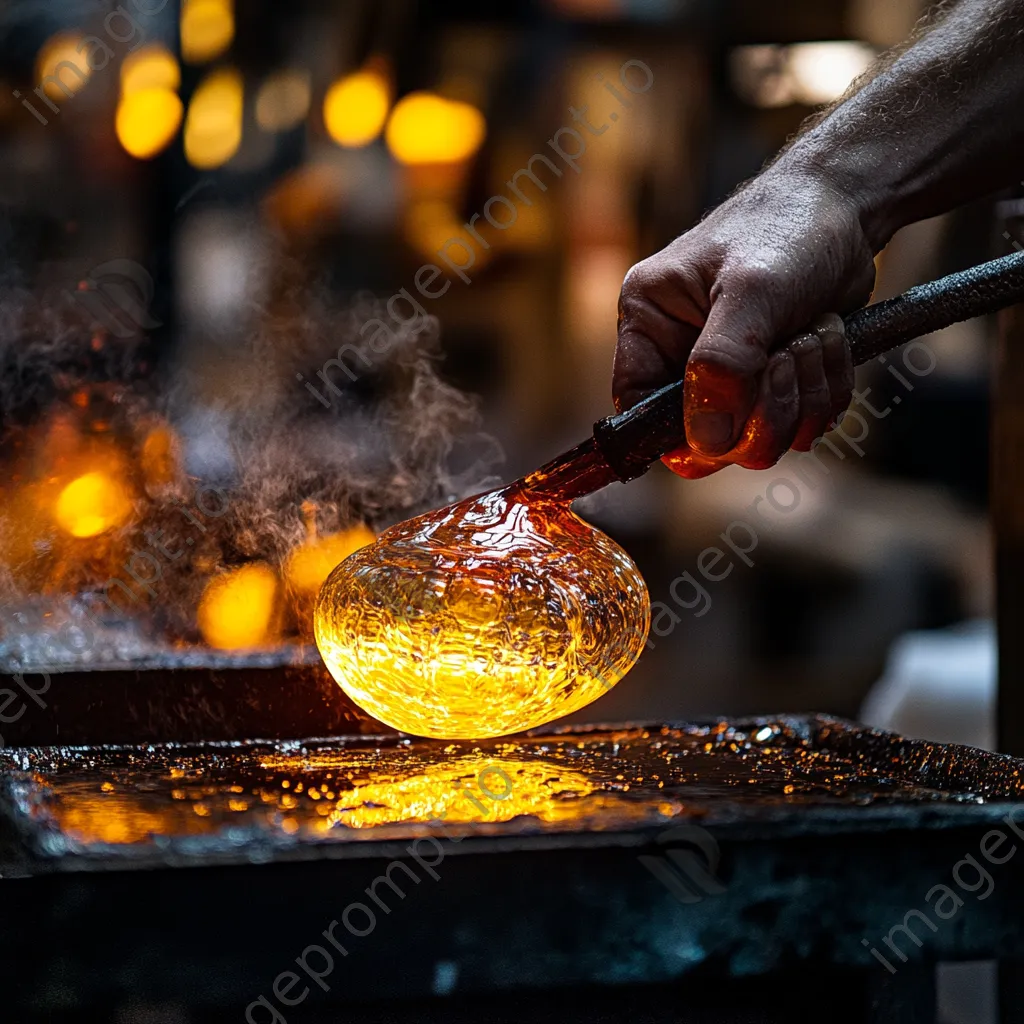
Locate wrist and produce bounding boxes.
[775,138,903,254]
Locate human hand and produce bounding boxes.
[614,164,878,478]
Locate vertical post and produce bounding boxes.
[996,307,1024,1021]
[995,305,1024,757]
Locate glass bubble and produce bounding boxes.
[314,486,650,739]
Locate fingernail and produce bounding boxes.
[789,334,817,357]
[688,411,734,453]
[771,355,795,399]
[821,331,846,362]
[812,313,845,336]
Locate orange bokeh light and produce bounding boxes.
[55,471,133,539]
[285,525,376,596]
[323,69,390,148]
[197,563,280,649]
[385,92,485,165]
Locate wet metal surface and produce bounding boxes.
[3,714,1024,875]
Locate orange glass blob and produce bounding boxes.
[314,486,650,739]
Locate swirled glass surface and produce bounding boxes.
[314,486,650,738]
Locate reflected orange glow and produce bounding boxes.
[385,92,485,165]
[46,753,602,845]
[58,799,179,845]
[323,757,595,828]
[116,88,183,159]
[323,69,390,148]
[197,563,280,649]
[55,471,133,538]
[315,486,650,739]
[262,164,343,236]
[285,524,375,596]
[181,0,234,64]
[255,70,311,132]
[121,44,181,95]
[184,67,243,169]
[35,33,91,103]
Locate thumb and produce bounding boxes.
[684,291,774,457]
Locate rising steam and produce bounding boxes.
[0,245,502,663]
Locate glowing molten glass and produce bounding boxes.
[314,486,650,739]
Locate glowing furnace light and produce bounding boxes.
[184,67,243,169]
[285,524,376,597]
[323,69,390,148]
[121,44,181,95]
[116,88,183,159]
[255,70,311,133]
[180,0,235,65]
[314,486,650,739]
[384,92,485,165]
[197,563,280,649]
[55,471,132,538]
[35,33,91,104]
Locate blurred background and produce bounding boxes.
[0,0,1006,735]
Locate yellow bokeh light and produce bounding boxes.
[184,67,243,169]
[197,563,280,650]
[181,0,235,65]
[55,472,133,539]
[116,88,183,159]
[323,69,390,148]
[121,44,180,96]
[385,92,486,166]
[36,33,91,103]
[285,524,375,596]
[255,70,311,133]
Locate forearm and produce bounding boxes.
[778,0,1024,251]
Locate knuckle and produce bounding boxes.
[800,383,831,416]
[621,255,668,298]
[789,333,820,358]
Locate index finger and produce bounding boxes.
[613,259,706,412]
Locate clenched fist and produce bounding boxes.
[614,163,878,479]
